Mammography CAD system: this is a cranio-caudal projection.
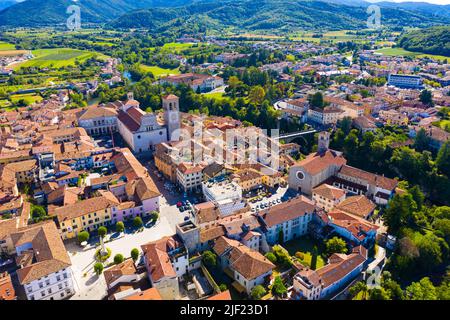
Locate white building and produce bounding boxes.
[202,179,245,216]
[176,162,204,193]
[258,196,316,245]
[77,106,118,136]
[12,222,75,300]
[388,74,423,89]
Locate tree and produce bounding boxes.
[251,285,267,300]
[116,221,125,233]
[133,216,143,228]
[248,86,266,105]
[405,277,438,300]
[368,287,390,300]
[419,89,433,106]
[202,250,217,267]
[219,284,227,292]
[325,237,348,255]
[265,252,277,264]
[31,205,47,221]
[349,281,367,299]
[77,231,89,244]
[338,116,352,135]
[278,229,284,244]
[310,91,324,109]
[408,185,425,211]
[272,245,292,267]
[271,276,287,297]
[383,194,417,234]
[114,254,124,265]
[150,211,159,222]
[94,262,104,275]
[414,128,430,152]
[98,226,107,238]
[131,248,139,263]
[436,141,450,177]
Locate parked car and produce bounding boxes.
[184,216,190,221]
[177,202,183,208]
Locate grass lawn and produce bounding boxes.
[140,64,180,78]
[283,236,326,270]
[203,91,225,100]
[375,47,449,61]
[15,48,108,69]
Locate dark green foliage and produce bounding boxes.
[398,26,450,56]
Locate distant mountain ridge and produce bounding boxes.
[110,0,449,33]
[0,0,449,29]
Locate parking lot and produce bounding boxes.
[247,186,298,212]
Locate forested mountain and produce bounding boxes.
[0,0,449,31]
[0,0,198,27]
[110,0,449,33]
[398,26,450,56]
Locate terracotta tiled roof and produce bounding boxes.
[338,165,397,191]
[207,290,232,300]
[141,236,184,282]
[200,225,226,243]
[335,195,376,219]
[313,184,345,200]
[54,193,119,221]
[12,222,71,285]
[296,150,347,176]
[77,106,117,120]
[325,210,379,241]
[104,259,137,288]
[214,236,274,280]
[124,287,162,300]
[259,196,316,228]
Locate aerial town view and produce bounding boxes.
[0,0,449,308]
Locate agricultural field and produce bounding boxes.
[9,93,43,105]
[140,65,180,78]
[292,30,365,43]
[14,48,108,69]
[375,47,449,61]
[0,41,16,50]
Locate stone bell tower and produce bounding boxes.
[318,131,330,154]
[163,94,181,142]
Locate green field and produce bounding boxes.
[375,47,449,61]
[10,93,43,105]
[140,64,180,78]
[0,41,16,50]
[15,48,108,69]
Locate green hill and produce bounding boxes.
[398,26,450,57]
[110,0,449,33]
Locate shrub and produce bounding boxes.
[265,252,277,264]
[272,245,292,267]
[95,247,111,262]
[295,252,305,260]
[325,237,348,255]
[202,250,217,267]
[116,221,125,233]
[251,285,267,300]
[133,217,143,228]
[114,254,124,265]
[131,248,139,262]
[77,231,89,244]
[150,211,159,222]
[98,226,107,238]
[94,262,104,275]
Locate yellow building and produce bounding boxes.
[54,193,118,240]
[232,169,263,193]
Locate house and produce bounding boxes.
[206,289,232,300]
[353,116,377,133]
[160,73,224,92]
[177,162,204,193]
[103,258,148,300]
[307,107,344,125]
[12,222,75,300]
[0,272,16,300]
[293,246,367,300]
[316,210,379,247]
[335,195,376,220]
[141,235,189,300]
[257,196,316,245]
[213,236,275,295]
[312,184,346,212]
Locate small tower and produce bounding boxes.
[163,94,181,141]
[127,92,134,101]
[318,131,330,154]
